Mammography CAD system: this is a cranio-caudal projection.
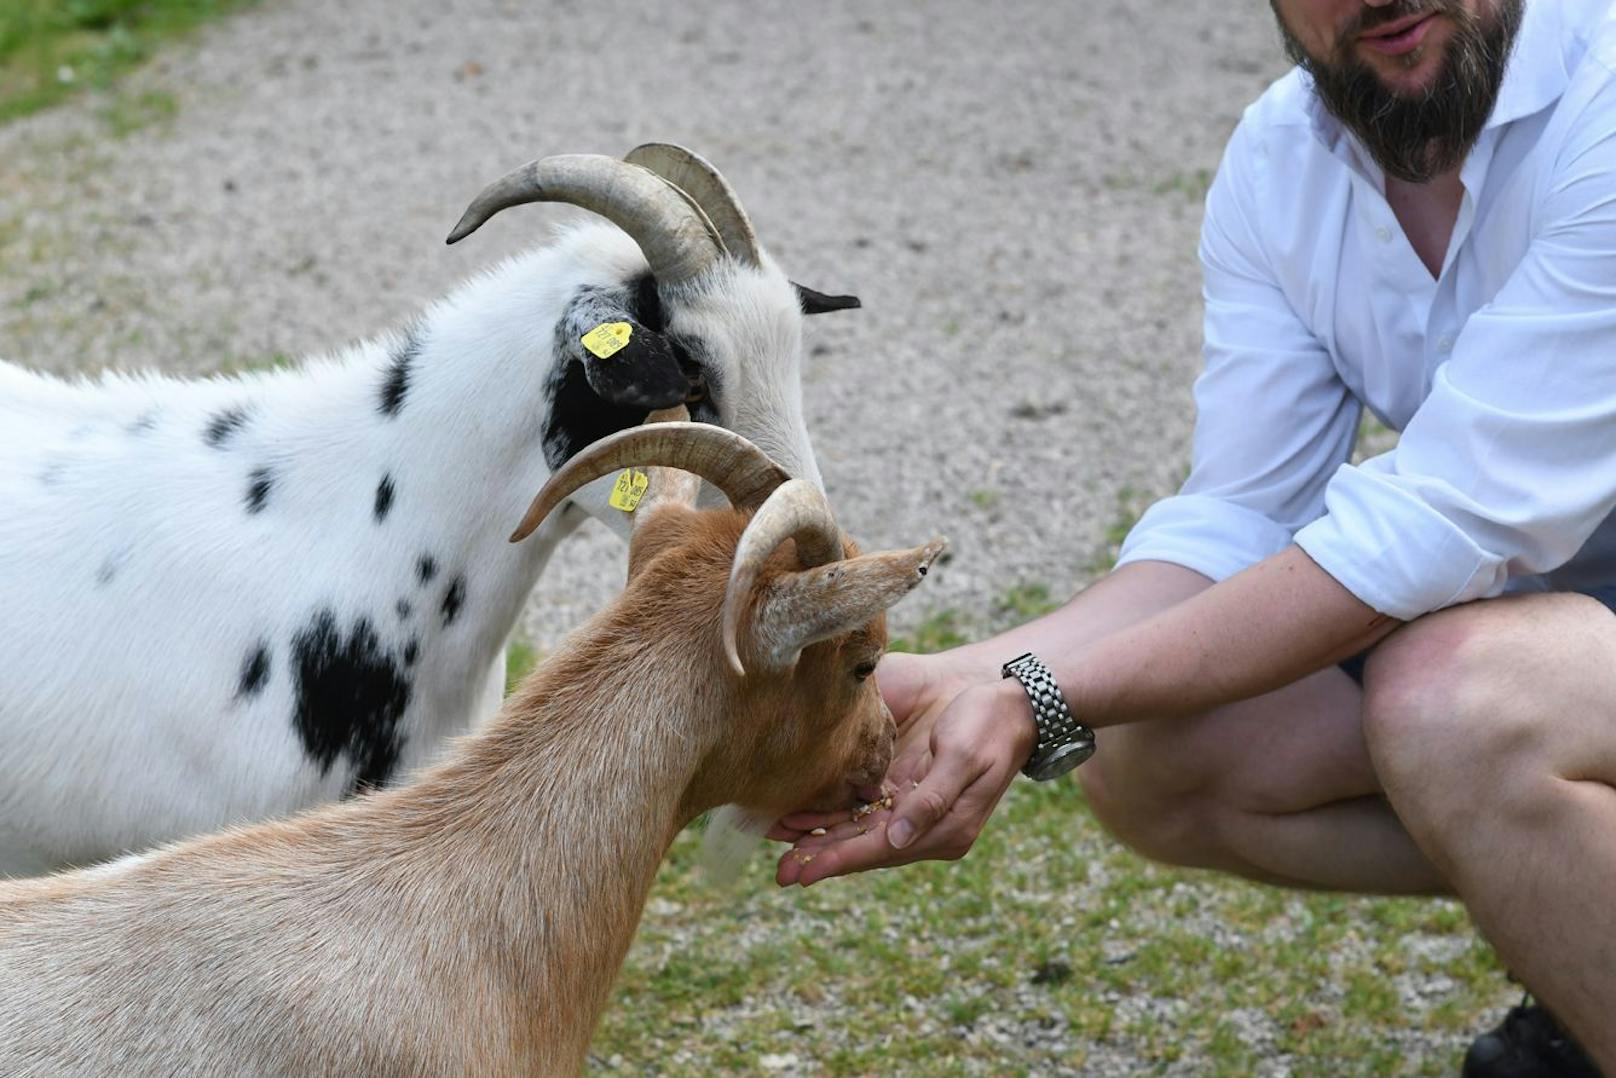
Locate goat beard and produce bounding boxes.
[699,804,772,885]
[1273,0,1523,183]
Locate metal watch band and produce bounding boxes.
[1001,652,1096,781]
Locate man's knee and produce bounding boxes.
[1363,602,1564,837]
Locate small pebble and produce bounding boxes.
[810,827,827,836]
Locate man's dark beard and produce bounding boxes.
[1274,0,1523,183]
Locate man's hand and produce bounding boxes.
[771,652,1037,886]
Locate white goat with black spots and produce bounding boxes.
[0,144,860,877]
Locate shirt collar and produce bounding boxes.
[1277,0,1588,150]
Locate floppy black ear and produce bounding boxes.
[577,319,689,409]
[793,282,862,316]
[562,290,690,410]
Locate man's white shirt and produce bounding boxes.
[1118,0,1616,619]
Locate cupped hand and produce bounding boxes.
[770,652,1036,887]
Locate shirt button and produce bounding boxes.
[1375,226,1392,243]
[1437,335,1455,353]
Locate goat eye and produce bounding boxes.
[853,661,877,681]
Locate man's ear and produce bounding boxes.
[792,282,862,316]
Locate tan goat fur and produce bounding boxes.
[0,478,940,1077]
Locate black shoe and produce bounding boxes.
[1462,995,1603,1078]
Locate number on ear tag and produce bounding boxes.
[581,322,633,359]
[608,468,650,512]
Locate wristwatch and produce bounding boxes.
[1001,652,1096,781]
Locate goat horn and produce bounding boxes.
[743,538,949,677]
[719,479,843,676]
[624,143,762,267]
[509,422,790,542]
[446,154,719,283]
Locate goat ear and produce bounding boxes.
[576,318,691,409]
[792,283,861,316]
[747,539,946,672]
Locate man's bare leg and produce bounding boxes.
[955,561,1445,894]
[1079,663,1445,894]
[1363,593,1616,1065]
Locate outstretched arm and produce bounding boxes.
[775,545,1396,886]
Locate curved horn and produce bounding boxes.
[509,422,790,542]
[624,143,762,267]
[720,479,843,676]
[446,154,719,283]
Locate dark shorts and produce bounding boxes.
[1337,584,1616,685]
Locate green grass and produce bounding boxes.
[995,581,1062,624]
[887,607,970,655]
[590,782,1509,1072]
[966,487,1000,511]
[1153,167,1214,202]
[504,637,542,696]
[216,350,294,376]
[97,85,174,133]
[0,0,258,125]
[1094,483,1152,573]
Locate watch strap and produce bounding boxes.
[1001,651,1095,779]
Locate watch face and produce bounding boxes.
[1028,739,1095,782]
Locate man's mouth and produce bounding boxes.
[1360,11,1440,56]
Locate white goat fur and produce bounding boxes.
[0,221,826,876]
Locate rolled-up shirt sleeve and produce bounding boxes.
[1117,117,1361,583]
[1295,80,1616,619]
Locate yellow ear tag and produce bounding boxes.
[581,322,633,359]
[608,468,650,512]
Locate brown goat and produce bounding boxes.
[0,421,943,1077]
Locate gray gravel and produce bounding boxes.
[0,0,1283,644]
[1,1,1500,1071]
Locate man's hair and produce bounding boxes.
[1273,0,1524,183]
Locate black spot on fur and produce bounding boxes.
[374,474,395,523]
[95,556,118,586]
[290,609,412,793]
[630,273,666,331]
[440,574,466,627]
[417,555,438,585]
[238,644,271,698]
[403,639,420,667]
[205,407,250,448]
[395,598,412,621]
[245,467,275,514]
[127,410,158,435]
[379,327,422,418]
[540,357,648,471]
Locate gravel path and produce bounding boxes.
[1,1,1502,1071]
[0,0,1283,643]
